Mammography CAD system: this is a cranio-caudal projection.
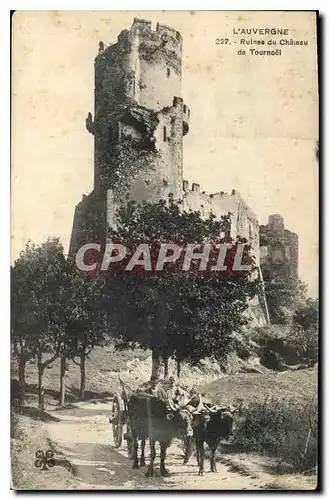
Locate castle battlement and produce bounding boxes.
[95,18,184,118]
[130,18,182,44]
[183,182,256,216]
[131,18,152,31]
[182,180,259,255]
[98,18,182,63]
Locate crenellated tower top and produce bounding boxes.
[85,19,189,199]
[93,18,183,115]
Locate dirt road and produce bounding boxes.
[45,401,269,490]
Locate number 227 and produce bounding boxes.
[215,38,229,44]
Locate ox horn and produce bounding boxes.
[167,398,179,412]
[204,403,218,414]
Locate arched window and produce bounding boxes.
[167,67,170,78]
[163,126,167,142]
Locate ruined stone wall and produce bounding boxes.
[130,21,182,110]
[183,183,268,325]
[69,192,107,258]
[90,96,185,206]
[183,183,260,264]
[94,20,182,112]
[260,214,299,285]
[122,97,186,203]
[284,229,299,283]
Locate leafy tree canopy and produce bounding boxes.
[104,199,261,368]
[11,238,68,357]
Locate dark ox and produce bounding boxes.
[184,403,235,476]
[127,392,193,477]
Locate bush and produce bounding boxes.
[233,396,318,473]
[293,299,318,330]
[285,326,318,366]
[249,325,318,369]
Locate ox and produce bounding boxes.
[184,401,235,476]
[127,391,194,477]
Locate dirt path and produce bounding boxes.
[45,401,267,490]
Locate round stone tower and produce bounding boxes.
[86,18,190,205]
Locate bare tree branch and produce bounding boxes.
[42,342,61,368]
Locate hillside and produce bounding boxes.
[200,366,317,406]
[11,343,317,410]
[12,345,226,406]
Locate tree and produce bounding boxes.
[11,239,68,409]
[11,265,36,385]
[63,267,107,401]
[264,279,309,325]
[293,298,319,330]
[164,269,257,371]
[104,199,260,380]
[284,298,319,367]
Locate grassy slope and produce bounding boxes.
[11,345,225,407]
[200,366,317,406]
[201,366,318,477]
[11,346,151,406]
[12,345,317,408]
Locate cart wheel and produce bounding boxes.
[111,394,124,448]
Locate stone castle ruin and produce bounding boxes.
[260,214,299,287]
[69,18,299,326]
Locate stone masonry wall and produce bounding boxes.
[260,214,299,285]
[183,183,260,264]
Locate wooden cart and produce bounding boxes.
[110,378,193,460]
[110,378,134,458]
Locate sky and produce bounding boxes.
[11,11,319,296]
